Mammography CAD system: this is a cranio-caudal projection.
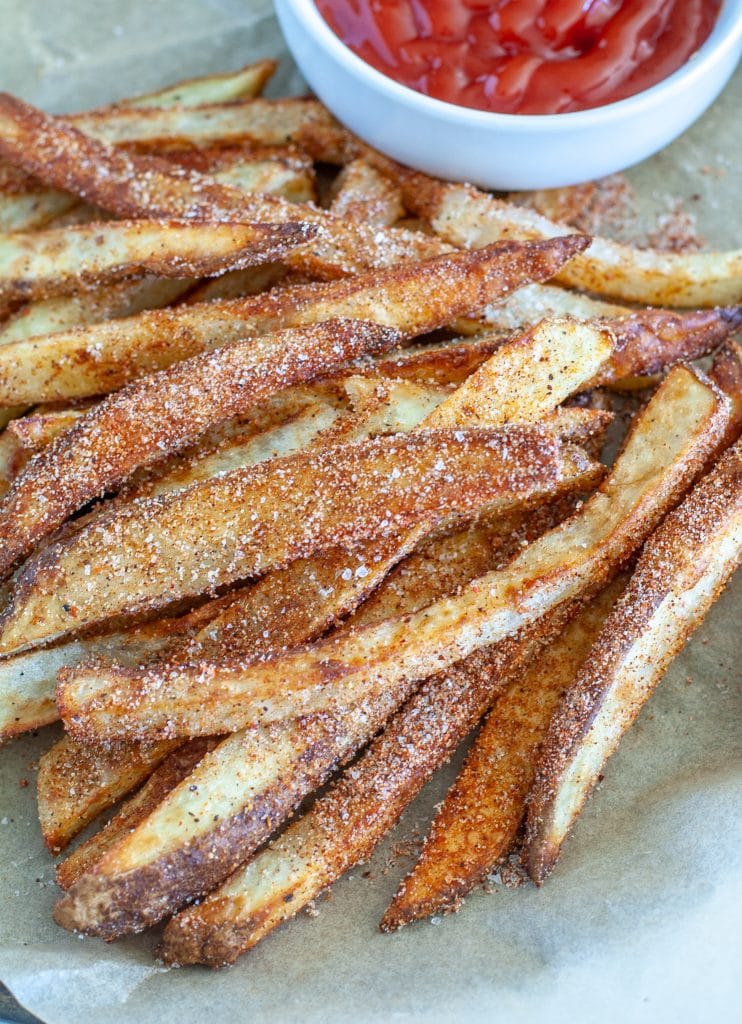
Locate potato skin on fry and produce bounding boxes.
[0,318,399,579]
[523,439,742,883]
[380,578,625,930]
[0,236,591,405]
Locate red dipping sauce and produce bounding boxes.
[315,1,721,115]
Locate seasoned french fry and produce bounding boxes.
[52,483,581,938]
[159,603,577,967]
[0,94,448,282]
[74,98,349,160]
[0,427,24,498]
[0,237,587,404]
[0,153,313,346]
[387,168,742,306]
[56,738,221,889]
[0,318,398,577]
[111,60,276,110]
[329,159,405,228]
[507,183,598,226]
[0,219,311,305]
[0,62,277,232]
[0,278,194,345]
[38,736,181,854]
[60,367,730,741]
[381,578,626,928]
[376,306,742,392]
[10,426,561,657]
[524,439,742,882]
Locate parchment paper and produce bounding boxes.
[0,4,740,1021]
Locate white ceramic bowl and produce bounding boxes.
[276,0,742,190]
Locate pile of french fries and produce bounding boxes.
[0,60,739,969]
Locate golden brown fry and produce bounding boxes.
[38,736,180,854]
[159,604,577,967]
[0,94,447,282]
[377,306,742,392]
[56,738,220,889]
[0,63,279,232]
[387,168,742,306]
[381,578,625,929]
[29,425,557,663]
[0,219,308,305]
[110,60,276,110]
[59,367,730,742]
[51,487,579,939]
[73,97,349,160]
[523,441,742,883]
[0,318,398,578]
[0,237,587,405]
[329,159,405,228]
[507,183,598,225]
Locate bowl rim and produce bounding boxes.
[280,0,742,131]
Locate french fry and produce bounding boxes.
[38,736,181,855]
[0,592,232,742]
[0,237,588,404]
[422,318,613,429]
[0,318,398,577]
[0,153,313,346]
[10,425,560,658]
[462,281,630,335]
[55,738,221,889]
[381,577,626,928]
[507,183,598,226]
[329,159,405,228]
[376,306,742,392]
[523,439,742,882]
[0,94,448,282]
[52,483,581,938]
[0,219,311,305]
[0,62,277,232]
[74,97,349,160]
[0,427,24,498]
[159,603,578,967]
[386,168,742,306]
[111,60,276,110]
[59,367,730,741]
[0,278,194,345]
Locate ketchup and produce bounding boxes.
[315,1,720,115]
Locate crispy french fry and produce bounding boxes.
[376,306,742,392]
[462,281,630,335]
[111,60,276,109]
[0,94,448,282]
[60,367,730,741]
[74,98,349,160]
[381,577,626,928]
[13,425,561,657]
[0,219,310,305]
[0,318,398,577]
[51,483,581,938]
[38,736,181,854]
[0,237,587,404]
[0,278,194,345]
[329,159,405,228]
[422,318,613,429]
[55,738,221,889]
[159,603,577,967]
[387,168,742,306]
[524,439,742,882]
[507,183,598,225]
[0,62,277,232]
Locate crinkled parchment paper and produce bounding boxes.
[0,3,740,1021]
